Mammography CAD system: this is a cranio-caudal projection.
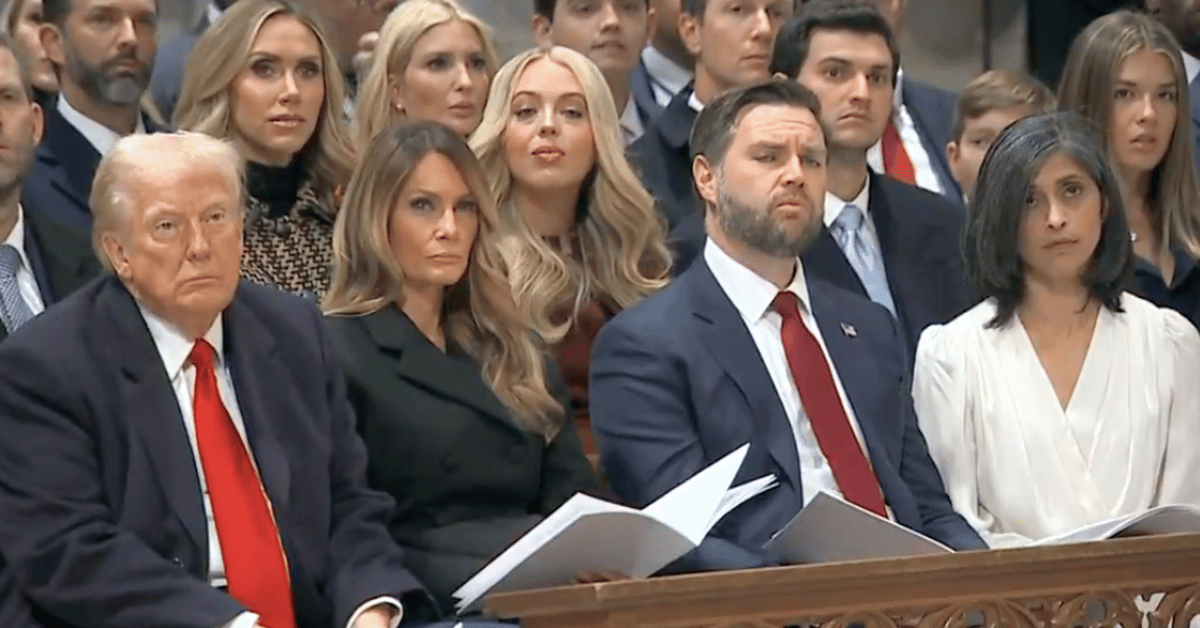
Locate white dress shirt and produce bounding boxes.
[866,69,943,195]
[688,91,703,113]
[57,95,147,156]
[704,238,875,507]
[642,45,693,108]
[621,96,645,146]
[2,207,46,317]
[140,309,402,628]
[206,1,222,27]
[1183,50,1200,84]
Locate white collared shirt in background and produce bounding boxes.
[704,238,876,508]
[1183,50,1199,84]
[2,207,46,316]
[866,69,943,195]
[57,95,147,156]
[139,308,403,628]
[642,45,693,108]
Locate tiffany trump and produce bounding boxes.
[912,112,1200,548]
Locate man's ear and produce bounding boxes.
[641,7,657,49]
[679,11,702,57]
[532,13,554,46]
[100,231,130,280]
[29,101,44,145]
[945,140,958,167]
[693,154,718,207]
[39,23,65,66]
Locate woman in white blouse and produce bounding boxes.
[912,112,1200,548]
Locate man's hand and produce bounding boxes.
[351,606,396,628]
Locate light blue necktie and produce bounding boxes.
[830,204,897,317]
[0,244,34,333]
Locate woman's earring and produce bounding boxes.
[395,102,405,114]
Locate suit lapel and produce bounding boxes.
[687,261,802,490]
[25,213,98,303]
[870,175,939,348]
[658,85,697,151]
[363,307,516,430]
[630,59,664,124]
[39,105,101,212]
[803,227,866,295]
[104,279,207,554]
[222,289,291,510]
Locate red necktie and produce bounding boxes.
[881,117,916,185]
[773,292,888,517]
[190,340,298,628]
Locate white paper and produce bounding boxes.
[710,474,778,529]
[643,444,752,544]
[766,491,952,564]
[1032,504,1200,546]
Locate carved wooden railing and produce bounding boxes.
[484,533,1200,628]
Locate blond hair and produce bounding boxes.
[91,132,245,272]
[469,46,670,340]
[353,0,498,146]
[952,69,1056,140]
[173,0,356,200]
[1058,10,1200,259]
[324,121,562,438]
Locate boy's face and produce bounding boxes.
[947,104,1034,202]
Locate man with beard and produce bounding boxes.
[1146,0,1200,176]
[589,78,985,573]
[0,34,97,342]
[20,0,163,235]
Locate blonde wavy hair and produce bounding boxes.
[469,46,670,340]
[353,0,498,146]
[1058,10,1200,259]
[324,121,563,438]
[173,0,356,200]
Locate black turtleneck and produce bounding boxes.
[246,160,302,218]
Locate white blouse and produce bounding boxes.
[912,294,1200,547]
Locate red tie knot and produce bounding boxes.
[773,291,801,320]
[189,339,216,372]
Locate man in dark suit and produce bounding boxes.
[0,36,98,341]
[591,79,986,571]
[629,0,793,231]
[150,0,233,122]
[533,0,655,145]
[1146,0,1200,176]
[0,132,499,628]
[773,0,970,354]
[633,0,694,124]
[21,0,166,235]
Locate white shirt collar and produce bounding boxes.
[1183,51,1200,85]
[2,206,31,274]
[688,91,704,113]
[704,237,813,323]
[892,67,905,113]
[641,45,693,96]
[620,95,644,143]
[139,306,225,381]
[56,95,147,156]
[206,1,222,27]
[823,177,871,227]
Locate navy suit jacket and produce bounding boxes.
[0,213,100,341]
[629,85,699,231]
[1189,75,1200,177]
[668,174,971,357]
[0,277,437,628]
[902,79,962,202]
[630,57,665,130]
[150,12,212,123]
[21,104,167,235]
[590,256,986,565]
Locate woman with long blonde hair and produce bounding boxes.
[175,0,356,301]
[1058,10,1200,328]
[353,0,497,144]
[470,46,670,453]
[324,121,598,615]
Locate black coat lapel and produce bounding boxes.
[25,213,100,303]
[103,278,207,555]
[687,260,802,490]
[362,307,516,430]
[39,105,101,212]
[222,289,291,510]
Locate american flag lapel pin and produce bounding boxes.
[840,323,857,338]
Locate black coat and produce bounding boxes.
[325,307,600,614]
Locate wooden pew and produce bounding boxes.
[485,533,1200,628]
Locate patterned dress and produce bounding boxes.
[241,163,336,302]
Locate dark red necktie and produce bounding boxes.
[881,117,916,185]
[773,292,888,517]
[190,340,297,628]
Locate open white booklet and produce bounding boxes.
[452,444,777,613]
[765,491,952,564]
[1032,504,1200,546]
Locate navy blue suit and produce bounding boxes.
[669,173,971,357]
[20,104,166,235]
[589,256,986,566]
[0,213,100,341]
[630,57,665,130]
[151,11,213,123]
[1188,75,1200,178]
[0,277,440,628]
[902,79,961,202]
[629,85,699,231]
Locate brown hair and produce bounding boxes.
[951,69,1056,140]
[324,121,563,438]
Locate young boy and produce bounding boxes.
[946,69,1056,204]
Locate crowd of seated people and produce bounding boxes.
[0,0,1197,626]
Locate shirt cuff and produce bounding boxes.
[222,611,259,628]
[346,596,403,628]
